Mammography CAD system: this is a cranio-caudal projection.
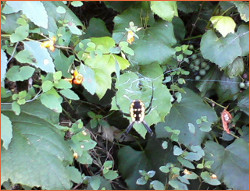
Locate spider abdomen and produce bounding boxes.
[130,100,145,122]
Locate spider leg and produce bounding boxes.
[120,121,135,141]
[145,81,154,115]
[142,120,153,136]
[124,121,135,135]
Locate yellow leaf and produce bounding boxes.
[210,16,236,37]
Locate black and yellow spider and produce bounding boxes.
[116,81,154,137]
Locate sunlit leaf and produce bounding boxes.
[210,16,236,37]
[7,1,48,28]
[23,41,55,73]
[150,1,178,22]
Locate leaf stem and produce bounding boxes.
[204,97,227,109]
[221,6,235,16]
[183,35,203,41]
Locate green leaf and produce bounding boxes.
[204,139,249,190]
[162,141,168,149]
[188,123,195,134]
[42,80,54,92]
[41,1,84,34]
[118,138,176,189]
[53,52,74,78]
[159,164,170,173]
[23,41,55,73]
[183,172,198,180]
[177,157,195,169]
[67,22,82,35]
[169,179,188,190]
[1,101,72,189]
[210,16,236,37]
[1,49,8,82]
[112,64,172,138]
[150,1,178,22]
[1,12,21,34]
[84,18,111,38]
[113,7,176,65]
[104,1,135,13]
[150,180,165,190]
[87,37,115,53]
[177,1,200,13]
[53,71,62,81]
[78,64,96,95]
[112,7,154,43]
[77,151,93,164]
[83,37,130,98]
[7,1,48,28]
[237,25,249,56]
[10,25,29,43]
[237,88,249,115]
[89,175,101,190]
[40,89,63,113]
[56,6,66,14]
[200,30,241,68]
[172,17,186,41]
[216,75,240,102]
[104,161,113,169]
[136,177,147,185]
[173,145,183,156]
[1,114,13,150]
[60,89,79,100]
[156,88,217,147]
[233,1,249,22]
[201,171,221,186]
[103,170,119,180]
[130,21,176,65]
[6,66,35,82]
[94,68,112,99]
[71,1,83,7]
[11,101,21,115]
[87,175,112,190]
[15,50,35,64]
[85,54,129,99]
[66,166,82,184]
[226,57,244,78]
[54,79,72,90]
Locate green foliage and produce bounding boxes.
[1,101,73,189]
[210,16,236,37]
[156,88,217,147]
[204,139,249,190]
[201,30,242,68]
[1,49,8,83]
[1,113,13,149]
[7,1,48,28]
[23,41,55,73]
[6,65,35,82]
[150,1,178,22]
[1,1,249,190]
